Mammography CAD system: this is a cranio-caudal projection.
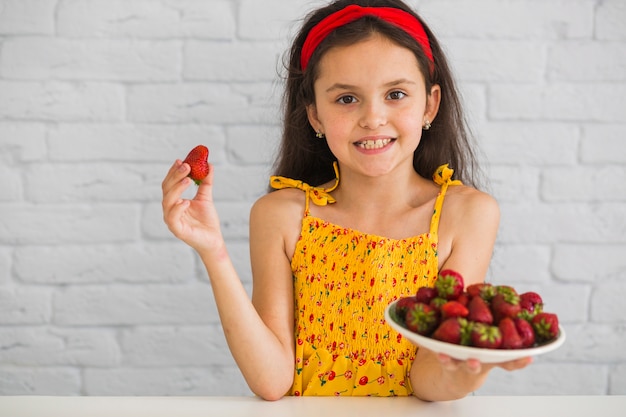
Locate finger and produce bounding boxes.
[162,160,190,195]
[499,356,533,371]
[162,175,193,217]
[193,163,214,202]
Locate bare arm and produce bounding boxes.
[409,188,531,401]
[162,161,295,400]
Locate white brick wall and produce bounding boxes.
[0,0,624,397]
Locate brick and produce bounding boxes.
[0,123,47,161]
[120,325,234,366]
[53,284,217,325]
[489,244,552,284]
[1,38,181,82]
[0,367,80,395]
[553,244,626,283]
[490,83,626,122]
[184,41,280,81]
[446,40,544,82]
[0,204,139,245]
[541,165,626,202]
[553,323,626,363]
[497,202,626,243]
[57,0,236,39]
[485,165,540,203]
[213,165,269,202]
[226,125,280,165]
[580,124,626,164]
[14,243,196,284]
[0,248,10,285]
[239,0,312,40]
[23,163,168,203]
[590,284,626,323]
[0,164,22,201]
[479,122,579,165]
[0,327,119,366]
[597,0,626,40]
[421,0,593,40]
[0,287,51,324]
[0,0,56,35]
[610,363,626,394]
[214,202,252,240]
[127,83,276,124]
[84,366,250,396]
[476,363,608,395]
[47,124,226,162]
[142,202,179,240]
[548,41,626,81]
[0,81,125,122]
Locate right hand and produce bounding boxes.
[161,159,223,252]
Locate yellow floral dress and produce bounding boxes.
[270,164,461,396]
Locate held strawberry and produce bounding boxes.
[491,286,521,323]
[467,295,494,325]
[182,145,210,185]
[415,287,438,305]
[532,312,559,342]
[514,317,536,348]
[404,303,439,336]
[440,300,469,319]
[470,323,502,349]
[434,269,464,300]
[499,317,523,349]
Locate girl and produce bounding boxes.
[162,0,531,401]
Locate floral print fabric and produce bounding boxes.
[270,164,459,396]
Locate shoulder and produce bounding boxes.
[250,188,306,253]
[444,184,500,222]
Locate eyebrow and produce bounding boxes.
[325,78,417,93]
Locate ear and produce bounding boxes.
[306,103,323,134]
[424,84,441,124]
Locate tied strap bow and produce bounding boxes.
[270,162,340,213]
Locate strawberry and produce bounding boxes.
[429,296,448,310]
[415,287,438,305]
[532,312,559,342]
[182,145,209,185]
[514,317,536,348]
[394,296,418,318]
[432,317,471,345]
[470,323,502,349]
[467,295,493,325]
[520,291,543,314]
[405,302,439,335]
[456,292,470,307]
[434,269,464,300]
[491,287,521,323]
[440,300,469,319]
[466,282,496,302]
[499,317,523,349]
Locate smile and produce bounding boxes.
[355,138,394,150]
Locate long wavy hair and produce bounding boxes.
[270,0,482,189]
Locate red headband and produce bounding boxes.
[301,4,434,71]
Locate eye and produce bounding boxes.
[387,91,406,100]
[337,95,357,105]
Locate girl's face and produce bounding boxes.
[307,34,440,178]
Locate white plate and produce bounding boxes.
[385,300,566,363]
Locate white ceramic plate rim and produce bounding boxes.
[385,300,566,363]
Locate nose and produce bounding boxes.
[359,100,387,130]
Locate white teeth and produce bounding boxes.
[357,138,391,149]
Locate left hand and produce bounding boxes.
[437,353,532,375]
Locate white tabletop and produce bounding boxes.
[1,395,624,417]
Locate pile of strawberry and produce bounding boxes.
[393,269,559,349]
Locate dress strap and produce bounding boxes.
[430,164,462,235]
[270,162,339,215]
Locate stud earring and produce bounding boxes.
[316,131,325,139]
[423,119,431,131]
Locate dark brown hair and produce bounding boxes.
[271,0,482,189]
